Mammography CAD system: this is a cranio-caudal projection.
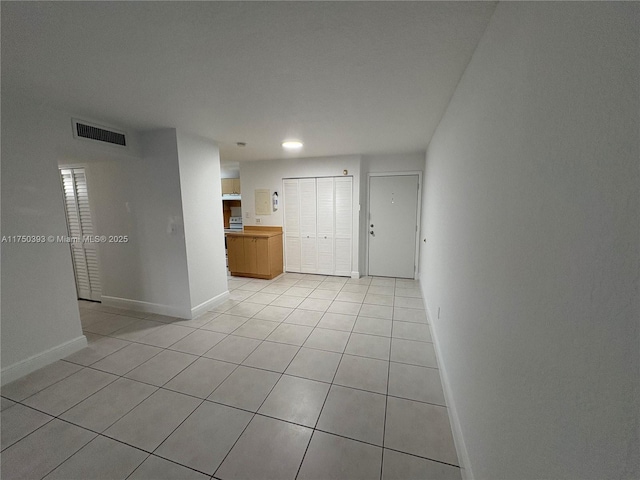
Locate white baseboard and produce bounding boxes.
[101,296,191,319]
[191,291,230,318]
[1,335,87,386]
[351,271,360,279]
[102,292,231,320]
[423,298,474,480]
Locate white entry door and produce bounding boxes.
[368,174,419,278]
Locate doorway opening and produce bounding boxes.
[60,167,102,301]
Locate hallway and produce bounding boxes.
[1,273,459,479]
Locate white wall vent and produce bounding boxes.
[72,119,126,147]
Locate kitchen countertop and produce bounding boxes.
[225,230,282,238]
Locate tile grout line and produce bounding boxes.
[381,290,395,480]
[8,274,439,479]
[210,345,295,480]
[293,275,363,480]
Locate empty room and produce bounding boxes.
[1,2,638,480]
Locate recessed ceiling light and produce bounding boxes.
[282,140,303,150]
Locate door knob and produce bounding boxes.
[370,231,375,236]
[370,224,374,228]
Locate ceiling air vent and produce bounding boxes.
[72,119,126,147]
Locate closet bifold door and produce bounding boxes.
[299,178,317,273]
[316,177,335,275]
[61,168,102,301]
[283,179,301,272]
[334,176,353,277]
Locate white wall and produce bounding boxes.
[419,3,639,479]
[220,161,240,179]
[2,94,206,327]
[362,152,425,174]
[239,155,361,275]
[58,125,222,319]
[1,96,87,383]
[176,132,229,316]
[124,129,192,317]
[360,153,425,276]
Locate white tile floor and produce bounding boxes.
[1,273,461,480]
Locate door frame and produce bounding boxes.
[365,171,422,279]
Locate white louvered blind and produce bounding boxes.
[60,168,102,301]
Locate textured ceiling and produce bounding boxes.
[1,2,496,162]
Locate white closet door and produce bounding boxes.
[61,168,102,301]
[316,177,335,275]
[299,178,317,273]
[283,179,301,272]
[334,177,353,277]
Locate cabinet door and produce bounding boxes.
[227,236,245,273]
[255,237,270,275]
[243,237,258,273]
[221,179,234,195]
[232,178,241,194]
[269,234,284,277]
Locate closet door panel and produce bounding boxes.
[284,176,352,277]
[299,178,317,273]
[300,235,317,273]
[286,236,301,273]
[283,179,301,272]
[316,177,334,274]
[316,177,334,235]
[334,238,352,277]
[334,177,353,277]
[61,168,102,300]
[299,178,317,236]
[334,177,352,238]
[317,236,334,275]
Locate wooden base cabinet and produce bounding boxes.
[226,227,283,280]
[226,235,245,274]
